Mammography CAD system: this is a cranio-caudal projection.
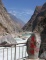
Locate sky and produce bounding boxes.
[2,0,46,23]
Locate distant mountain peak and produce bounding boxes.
[34,6,42,13]
[42,2,46,10]
[43,2,46,6]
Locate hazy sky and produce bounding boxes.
[2,0,46,23]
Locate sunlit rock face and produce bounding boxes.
[0,0,23,36]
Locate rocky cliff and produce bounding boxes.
[23,3,46,33]
[0,0,23,36]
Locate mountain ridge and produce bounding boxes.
[23,3,46,33]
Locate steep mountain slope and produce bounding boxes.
[9,13,25,27]
[23,3,46,32]
[23,6,42,31]
[0,0,23,35]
